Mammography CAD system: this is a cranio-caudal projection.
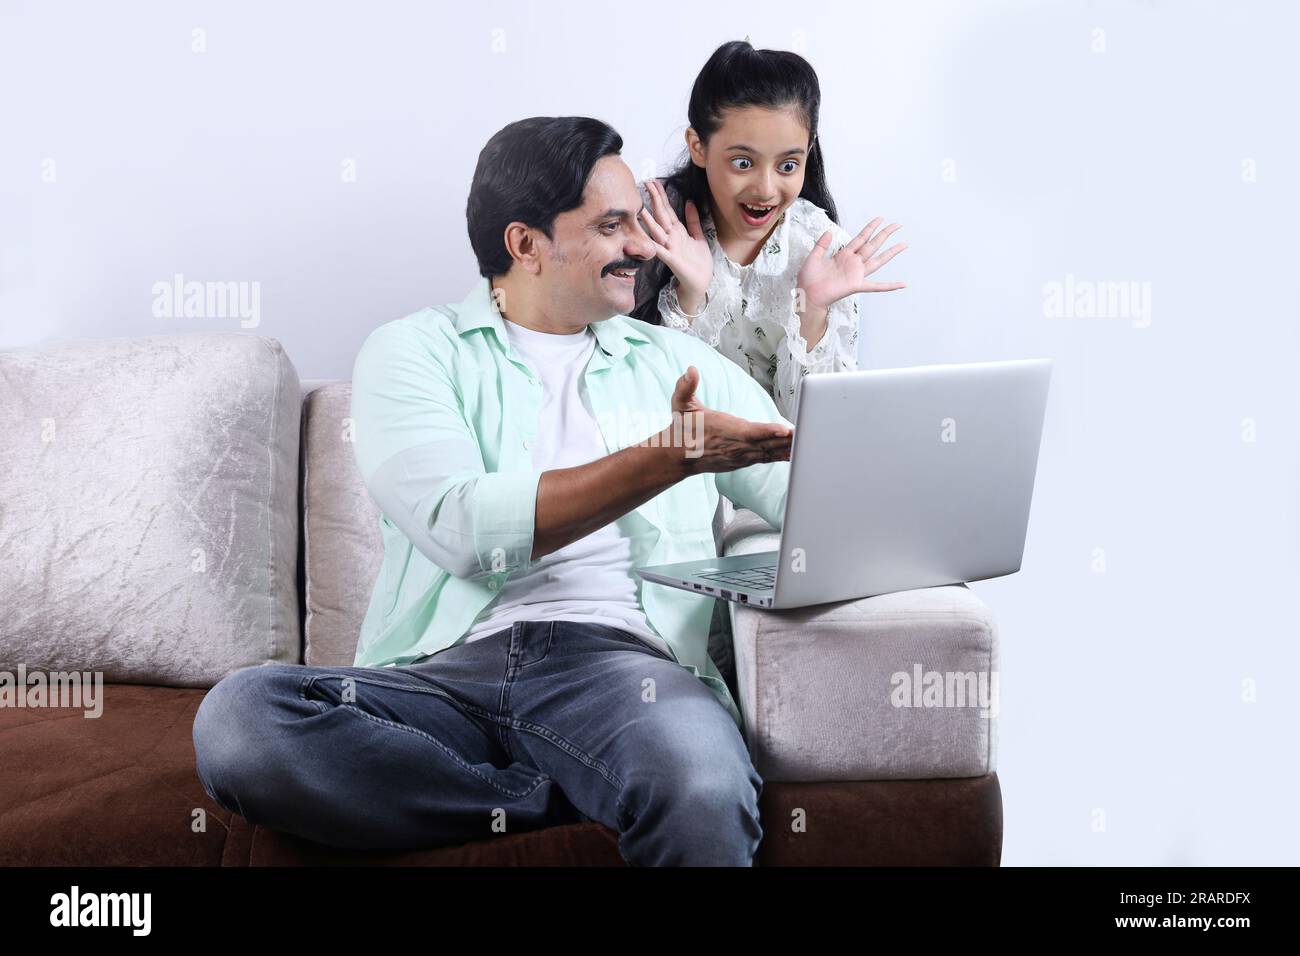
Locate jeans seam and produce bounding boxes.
[508,715,625,792]
[304,671,480,715]
[333,704,547,799]
[509,714,638,833]
[497,623,522,759]
[331,674,459,698]
[448,700,624,794]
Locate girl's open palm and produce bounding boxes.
[638,179,714,303]
[797,218,907,311]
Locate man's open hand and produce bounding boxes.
[662,365,793,474]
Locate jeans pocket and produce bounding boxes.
[302,670,467,718]
[513,621,555,668]
[589,624,677,663]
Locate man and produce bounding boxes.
[192,116,795,866]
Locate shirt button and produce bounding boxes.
[522,437,532,450]
[488,578,498,591]
[529,377,539,386]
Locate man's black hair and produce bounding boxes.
[467,116,624,278]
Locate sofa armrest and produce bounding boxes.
[721,509,999,783]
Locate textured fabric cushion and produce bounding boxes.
[0,333,301,685]
[0,680,998,865]
[0,682,631,866]
[756,774,1002,866]
[299,380,383,666]
[0,685,228,865]
[724,512,1000,782]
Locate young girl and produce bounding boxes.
[632,39,907,426]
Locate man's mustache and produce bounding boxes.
[601,259,645,277]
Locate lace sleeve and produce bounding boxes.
[779,295,836,368]
[773,291,862,422]
[657,273,733,349]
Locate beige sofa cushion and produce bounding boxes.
[724,511,1000,782]
[0,333,301,685]
[298,380,382,666]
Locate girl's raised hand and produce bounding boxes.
[797,218,907,311]
[638,179,714,308]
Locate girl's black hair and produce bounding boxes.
[631,39,839,325]
[467,116,624,278]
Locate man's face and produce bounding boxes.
[536,155,655,322]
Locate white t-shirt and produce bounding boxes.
[461,316,674,660]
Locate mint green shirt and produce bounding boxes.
[349,276,792,732]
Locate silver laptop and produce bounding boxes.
[635,358,1052,609]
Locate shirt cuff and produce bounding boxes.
[471,470,542,574]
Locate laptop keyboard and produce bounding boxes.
[696,565,777,590]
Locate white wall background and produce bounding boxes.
[3,0,1297,865]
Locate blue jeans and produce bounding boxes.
[192,621,763,866]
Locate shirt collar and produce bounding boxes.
[450,275,650,363]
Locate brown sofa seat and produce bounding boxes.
[0,683,999,866]
[0,683,629,866]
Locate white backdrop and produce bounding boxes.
[3,0,1297,865]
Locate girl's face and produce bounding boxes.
[688,105,810,243]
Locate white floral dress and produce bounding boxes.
[636,184,862,425]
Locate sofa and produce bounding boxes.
[0,331,1002,866]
